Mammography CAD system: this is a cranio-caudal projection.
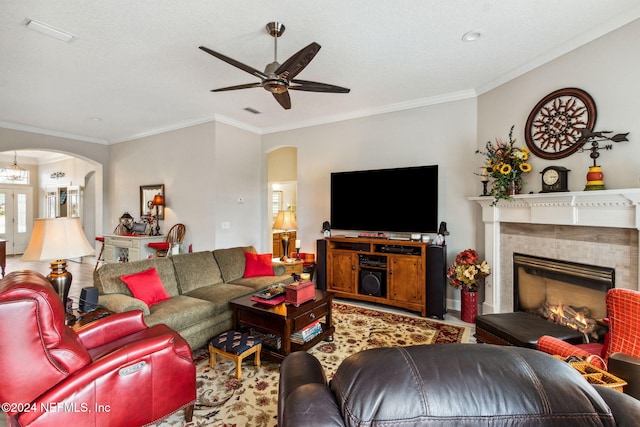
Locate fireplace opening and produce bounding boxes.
[513,253,615,342]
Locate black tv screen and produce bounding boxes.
[330,165,438,234]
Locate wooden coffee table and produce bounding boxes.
[230,289,335,362]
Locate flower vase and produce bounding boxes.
[506,181,520,195]
[461,289,478,323]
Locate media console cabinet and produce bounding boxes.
[324,236,446,318]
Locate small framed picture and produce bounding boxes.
[140,184,164,220]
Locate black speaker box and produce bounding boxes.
[359,269,386,297]
[426,245,447,319]
[316,239,327,290]
[79,287,99,312]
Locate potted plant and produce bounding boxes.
[477,125,532,204]
[447,249,490,323]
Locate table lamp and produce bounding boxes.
[151,194,165,236]
[273,211,297,261]
[21,217,95,306]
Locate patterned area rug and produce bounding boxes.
[154,302,470,427]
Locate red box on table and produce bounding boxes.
[285,280,315,307]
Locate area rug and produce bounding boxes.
[154,301,470,427]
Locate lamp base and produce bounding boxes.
[280,233,290,261]
[47,260,72,308]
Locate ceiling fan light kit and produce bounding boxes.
[199,21,350,110]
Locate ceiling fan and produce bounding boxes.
[199,22,350,110]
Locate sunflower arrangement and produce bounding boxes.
[477,125,532,204]
[446,249,490,292]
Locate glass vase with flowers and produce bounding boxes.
[447,249,491,323]
[477,125,532,205]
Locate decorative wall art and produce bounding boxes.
[525,88,597,160]
[140,184,164,220]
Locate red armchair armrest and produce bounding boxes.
[76,310,148,350]
[16,331,196,426]
[537,335,606,369]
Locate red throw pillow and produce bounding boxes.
[120,267,171,307]
[243,252,275,278]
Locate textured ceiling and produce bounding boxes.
[1,0,640,144]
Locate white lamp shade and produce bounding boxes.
[21,217,95,262]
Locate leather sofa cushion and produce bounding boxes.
[475,311,583,347]
[330,344,616,426]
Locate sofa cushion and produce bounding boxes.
[243,252,275,278]
[171,251,224,294]
[329,345,616,426]
[184,283,255,316]
[143,295,217,331]
[120,267,171,307]
[214,246,255,283]
[230,274,295,291]
[94,257,180,297]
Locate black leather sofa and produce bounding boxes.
[278,344,640,427]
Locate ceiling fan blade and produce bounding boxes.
[274,42,321,80]
[290,79,351,93]
[199,46,268,79]
[212,83,262,92]
[273,91,292,110]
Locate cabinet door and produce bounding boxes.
[328,252,356,293]
[388,256,423,304]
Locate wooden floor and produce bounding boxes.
[4,254,96,306]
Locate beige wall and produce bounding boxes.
[478,18,640,193]
[109,121,264,252]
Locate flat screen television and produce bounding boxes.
[330,165,438,234]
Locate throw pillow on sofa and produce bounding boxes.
[243,252,275,278]
[120,267,171,307]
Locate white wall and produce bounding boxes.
[262,98,479,303]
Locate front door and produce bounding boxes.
[0,186,33,255]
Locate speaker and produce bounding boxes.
[426,245,446,319]
[359,269,386,297]
[316,239,327,291]
[79,287,99,312]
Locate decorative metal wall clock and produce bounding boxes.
[525,88,597,160]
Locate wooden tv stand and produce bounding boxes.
[325,236,445,317]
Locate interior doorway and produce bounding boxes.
[267,147,297,257]
[0,186,33,255]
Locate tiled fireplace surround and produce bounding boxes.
[472,189,640,314]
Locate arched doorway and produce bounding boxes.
[267,147,297,258]
[0,150,102,256]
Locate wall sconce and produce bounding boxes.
[50,171,66,179]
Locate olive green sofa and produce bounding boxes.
[94,246,295,349]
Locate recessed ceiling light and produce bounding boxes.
[24,18,76,43]
[89,117,103,122]
[462,30,482,42]
[244,107,261,115]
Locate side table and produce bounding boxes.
[68,307,113,331]
[275,259,304,276]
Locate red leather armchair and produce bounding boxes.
[537,288,640,399]
[0,271,196,426]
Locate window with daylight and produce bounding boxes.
[0,169,30,184]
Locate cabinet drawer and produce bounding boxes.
[293,302,328,330]
[105,237,133,248]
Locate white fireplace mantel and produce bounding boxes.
[470,188,640,314]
